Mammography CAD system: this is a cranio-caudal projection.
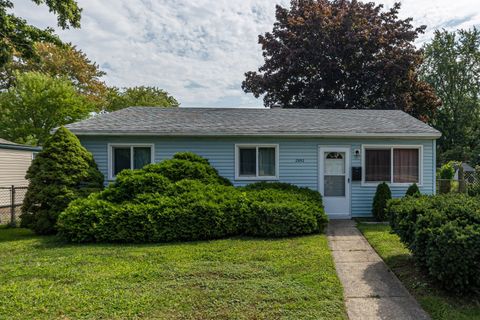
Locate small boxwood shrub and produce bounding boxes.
[57,154,328,243]
[372,182,391,221]
[405,183,421,197]
[388,194,480,294]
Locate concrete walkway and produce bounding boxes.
[327,220,430,320]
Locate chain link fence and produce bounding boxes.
[437,171,480,195]
[0,186,28,225]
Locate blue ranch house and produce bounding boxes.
[65,107,441,219]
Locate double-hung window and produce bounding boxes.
[109,144,154,179]
[363,146,421,185]
[235,144,278,180]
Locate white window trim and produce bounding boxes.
[107,143,155,180]
[234,144,279,181]
[361,144,423,187]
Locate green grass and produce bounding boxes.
[0,228,347,320]
[357,223,480,320]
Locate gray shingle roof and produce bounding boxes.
[65,107,441,138]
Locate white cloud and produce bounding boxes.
[11,0,480,107]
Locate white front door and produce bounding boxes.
[319,147,351,218]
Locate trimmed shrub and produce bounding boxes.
[59,182,248,243]
[388,194,480,293]
[21,127,104,234]
[172,152,210,164]
[58,154,328,243]
[467,184,480,196]
[242,181,323,205]
[143,157,232,186]
[56,194,118,243]
[405,183,421,197]
[244,188,327,236]
[372,182,391,221]
[99,170,171,203]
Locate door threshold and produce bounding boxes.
[328,214,351,220]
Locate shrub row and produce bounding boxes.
[57,153,327,243]
[388,194,480,294]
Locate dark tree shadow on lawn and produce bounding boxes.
[30,233,318,251]
[0,227,39,243]
[383,253,480,308]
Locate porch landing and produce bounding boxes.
[327,220,430,320]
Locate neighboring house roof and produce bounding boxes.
[0,138,15,145]
[454,162,475,172]
[65,107,441,138]
[0,138,41,152]
[461,163,475,172]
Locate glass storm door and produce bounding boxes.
[320,147,350,218]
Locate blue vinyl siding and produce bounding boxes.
[79,136,436,217]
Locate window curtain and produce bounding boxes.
[133,147,151,169]
[113,147,131,176]
[239,148,256,176]
[393,149,419,183]
[258,147,275,176]
[365,149,391,182]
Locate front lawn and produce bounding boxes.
[357,223,480,320]
[0,227,346,319]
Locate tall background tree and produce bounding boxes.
[106,86,180,111]
[0,1,178,144]
[1,42,108,110]
[0,71,92,145]
[420,28,480,164]
[0,0,81,67]
[242,0,440,120]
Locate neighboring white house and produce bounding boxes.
[0,138,41,187]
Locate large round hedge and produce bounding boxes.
[57,153,327,243]
[388,194,480,294]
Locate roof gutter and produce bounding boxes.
[69,131,441,139]
[0,143,42,152]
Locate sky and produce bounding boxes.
[12,0,480,108]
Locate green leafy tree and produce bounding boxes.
[21,126,104,235]
[420,28,480,163]
[106,86,180,111]
[242,0,440,121]
[0,0,81,67]
[438,162,456,194]
[1,42,108,110]
[0,71,91,145]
